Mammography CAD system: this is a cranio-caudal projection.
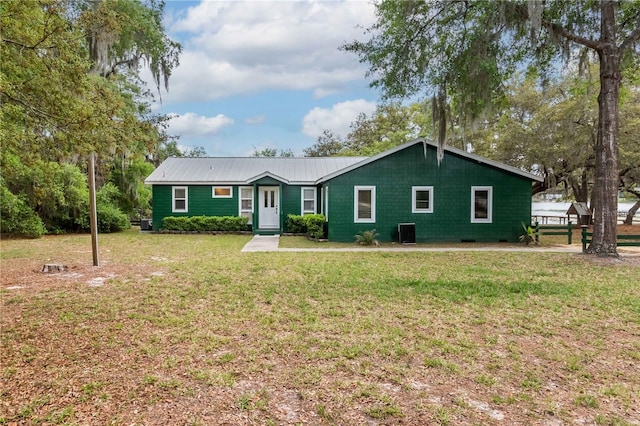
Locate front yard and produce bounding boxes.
[1,231,639,425]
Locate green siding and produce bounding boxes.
[152,183,316,232]
[150,143,533,240]
[281,185,300,228]
[151,185,240,230]
[325,143,533,243]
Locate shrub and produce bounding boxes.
[162,216,248,232]
[0,184,46,238]
[71,183,130,233]
[303,214,326,239]
[519,222,537,245]
[162,216,189,231]
[28,162,89,232]
[286,214,306,233]
[190,216,208,232]
[355,229,380,246]
[97,203,131,233]
[286,214,326,239]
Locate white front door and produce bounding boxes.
[258,186,279,229]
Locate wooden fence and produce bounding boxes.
[534,221,573,245]
[581,226,640,252]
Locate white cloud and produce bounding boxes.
[158,0,376,103]
[313,87,339,99]
[302,99,377,139]
[167,112,234,137]
[245,115,265,125]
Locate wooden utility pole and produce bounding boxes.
[89,152,99,266]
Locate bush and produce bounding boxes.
[97,203,131,233]
[0,184,46,238]
[355,229,380,246]
[22,161,89,232]
[162,216,189,231]
[286,214,306,233]
[286,214,326,239]
[190,215,208,232]
[73,183,130,233]
[303,214,326,239]
[161,216,248,232]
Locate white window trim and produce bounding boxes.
[471,186,493,223]
[301,187,317,215]
[172,186,188,213]
[239,186,253,224]
[412,186,434,213]
[212,186,233,198]
[354,185,376,223]
[324,186,329,222]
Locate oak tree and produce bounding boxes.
[345,0,640,256]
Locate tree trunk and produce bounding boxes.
[569,170,589,202]
[623,199,640,225]
[586,2,620,257]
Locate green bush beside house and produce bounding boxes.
[162,216,249,232]
[286,214,326,239]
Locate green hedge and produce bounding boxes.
[286,214,325,239]
[162,216,249,232]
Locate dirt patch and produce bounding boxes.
[1,258,168,294]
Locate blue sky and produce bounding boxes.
[144,0,381,157]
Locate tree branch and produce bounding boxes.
[2,22,66,51]
[2,38,54,50]
[540,20,600,51]
[619,26,640,53]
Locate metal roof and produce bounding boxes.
[145,138,543,185]
[144,156,367,185]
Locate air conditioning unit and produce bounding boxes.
[398,223,416,244]
[140,219,153,231]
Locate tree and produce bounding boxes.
[303,130,345,157]
[78,0,181,95]
[0,0,181,235]
[470,71,599,200]
[345,1,640,256]
[343,103,430,155]
[471,67,640,222]
[618,84,640,224]
[303,103,432,157]
[252,148,294,157]
[184,146,208,157]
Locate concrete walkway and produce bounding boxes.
[241,235,281,252]
[241,234,590,253]
[276,246,585,253]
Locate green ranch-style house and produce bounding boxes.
[144,138,543,243]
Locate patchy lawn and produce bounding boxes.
[1,230,639,425]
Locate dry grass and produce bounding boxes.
[1,230,639,425]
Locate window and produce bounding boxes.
[354,186,376,223]
[239,186,253,224]
[212,186,232,198]
[412,186,434,213]
[471,186,492,223]
[301,187,316,215]
[172,186,188,212]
